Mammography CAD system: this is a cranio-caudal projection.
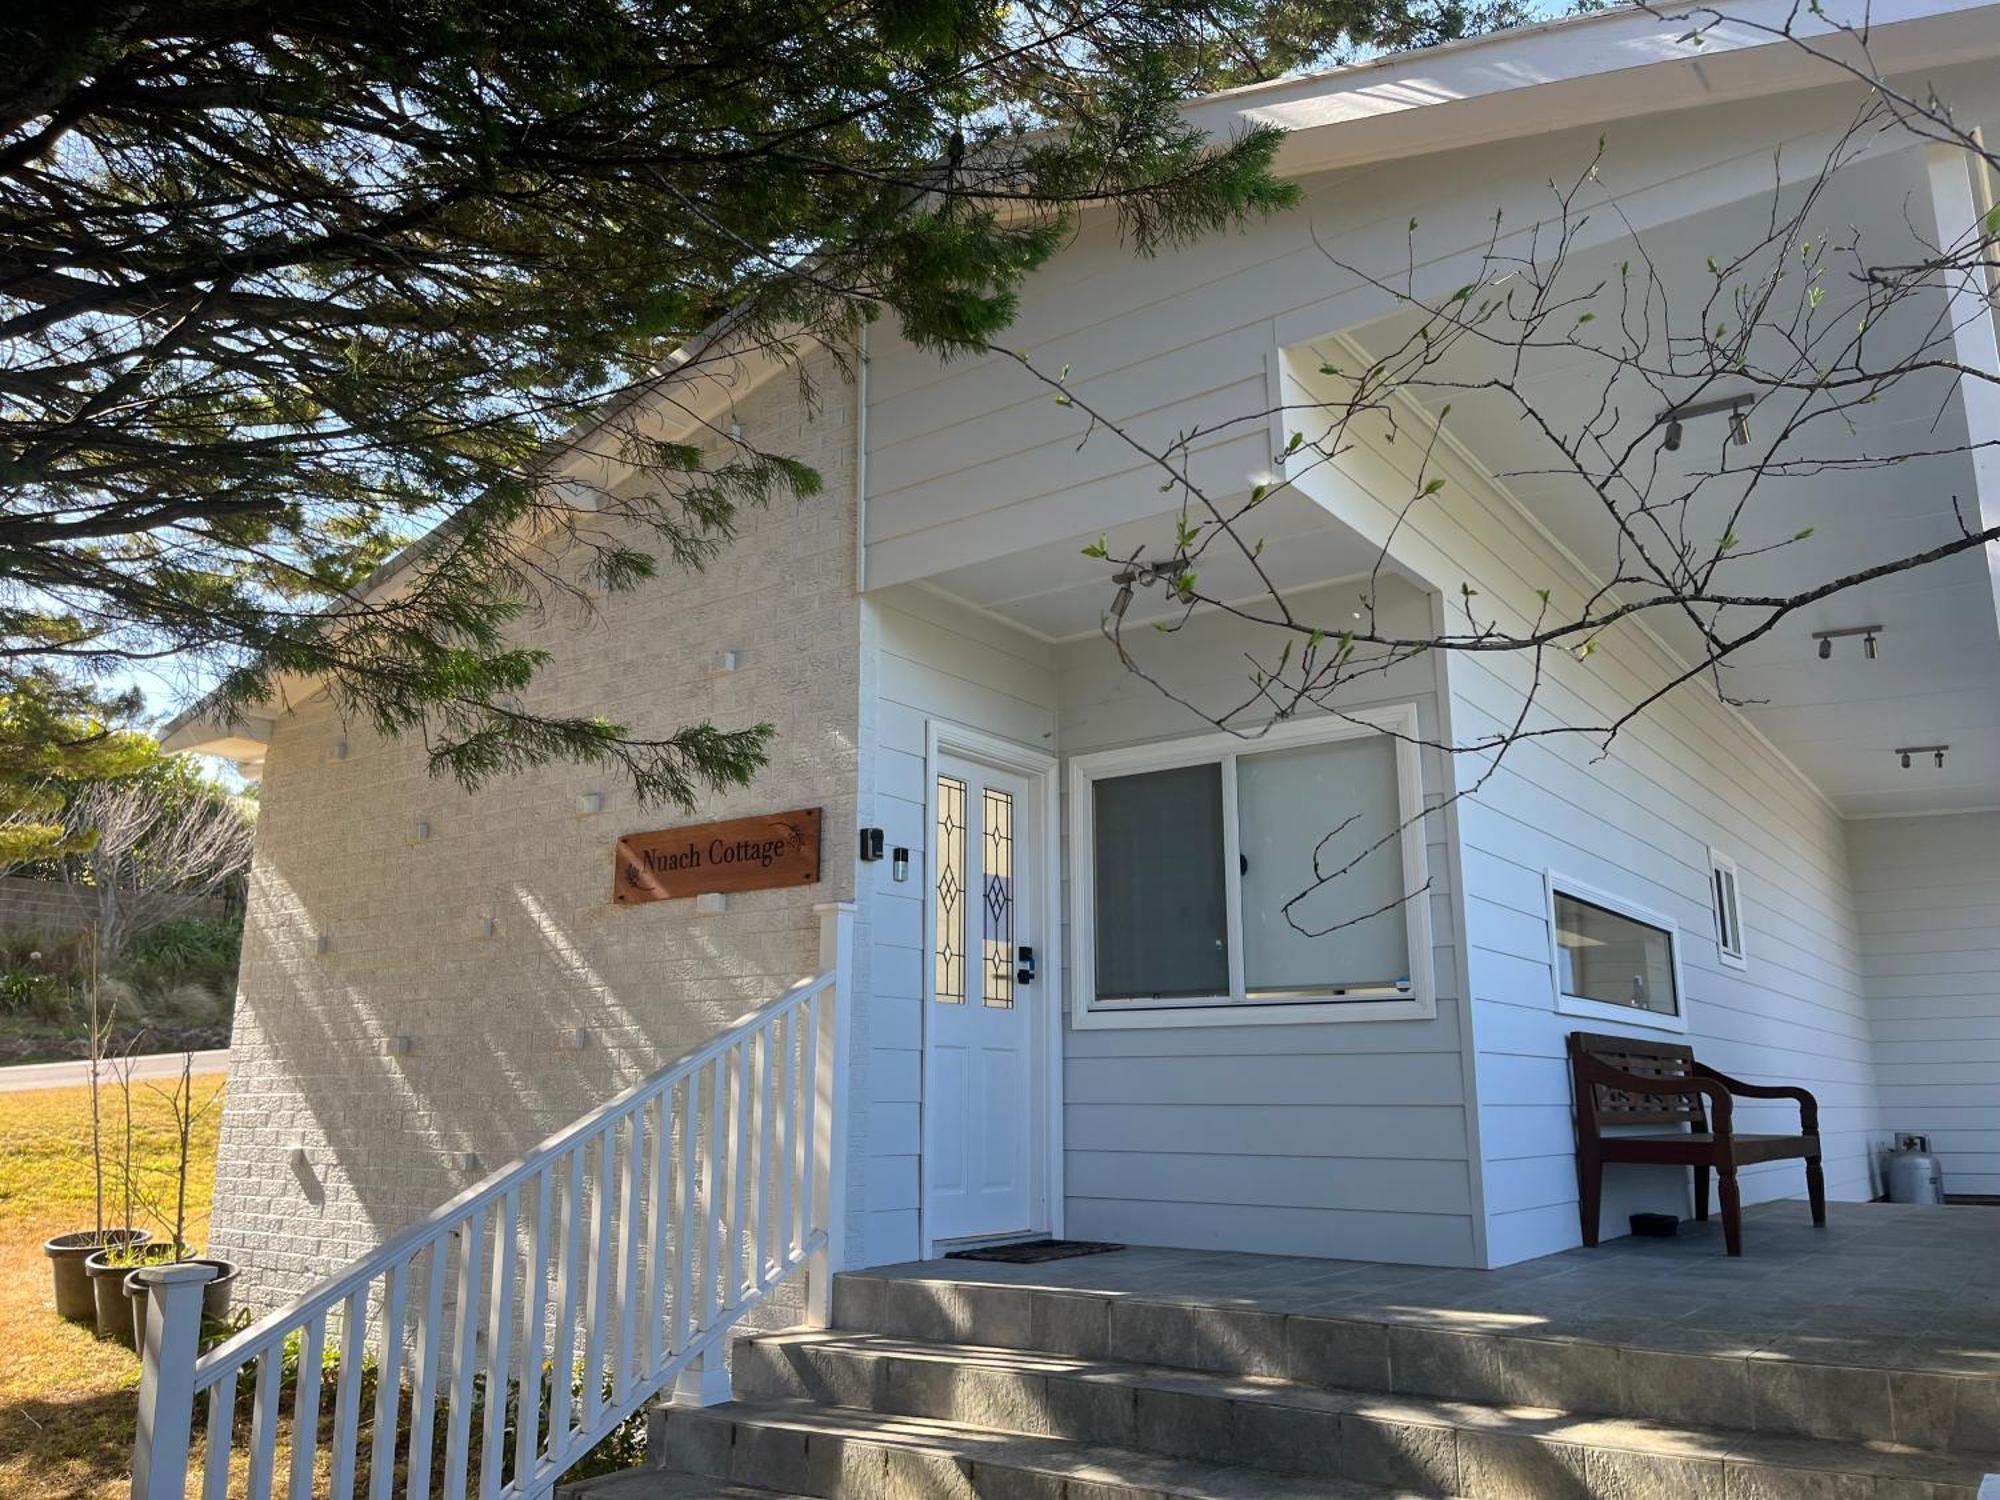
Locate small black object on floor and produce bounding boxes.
[945,1239,1125,1265]
[1629,1212,1680,1238]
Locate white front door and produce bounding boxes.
[926,752,1041,1245]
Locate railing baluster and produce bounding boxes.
[328,1287,368,1500]
[798,990,820,1249]
[731,1036,753,1306]
[405,1236,449,1499]
[647,1088,670,1376]
[479,1188,517,1500]
[549,1147,584,1461]
[200,1366,237,1500]
[287,1310,327,1500]
[757,1021,777,1290]
[702,1056,726,1329]
[442,1208,487,1500]
[583,1128,615,1429]
[614,1110,642,1405]
[672,1075,698,1354]
[781,1009,800,1266]
[369,1262,408,1500]
[246,1346,281,1500]
[515,1165,551,1489]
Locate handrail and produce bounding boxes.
[196,972,834,1382]
[131,902,852,1500]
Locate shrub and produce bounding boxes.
[122,917,240,976]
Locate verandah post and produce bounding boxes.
[131,1260,220,1500]
[805,900,854,1327]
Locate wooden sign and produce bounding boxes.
[613,807,822,904]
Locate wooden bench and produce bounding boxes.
[1567,1030,1825,1256]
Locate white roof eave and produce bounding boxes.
[1184,0,2000,179]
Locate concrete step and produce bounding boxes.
[732,1328,1991,1499]
[830,1268,2000,1450]
[563,1472,815,1500]
[650,1397,1449,1500]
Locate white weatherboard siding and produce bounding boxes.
[1286,369,1879,1266]
[859,68,2000,592]
[1053,577,1483,1267]
[858,585,1059,1266]
[1852,813,2000,1198]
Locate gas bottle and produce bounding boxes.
[1886,1134,1945,1205]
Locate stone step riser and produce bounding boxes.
[830,1274,1999,1450]
[731,1339,1983,1500]
[652,1405,1183,1500]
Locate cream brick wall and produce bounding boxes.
[211,351,863,1314]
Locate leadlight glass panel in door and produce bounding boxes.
[935,774,966,1004]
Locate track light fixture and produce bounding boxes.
[1895,744,1949,770]
[1657,395,1753,449]
[1811,624,1883,660]
[1108,561,1178,623]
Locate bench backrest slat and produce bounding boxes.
[1567,1030,1707,1130]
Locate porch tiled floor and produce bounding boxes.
[873,1201,2000,1377]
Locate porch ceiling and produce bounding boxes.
[1341,146,2000,818]
[918,488,1393,643]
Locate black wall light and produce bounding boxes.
[859,827,884,862]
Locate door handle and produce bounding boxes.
[1016,946,1036,985]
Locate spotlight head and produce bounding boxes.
[1936,749,1947,769]
[1729,407,1752,446]
[1818,637,1832,660]
[1662,419,1683,452]
[1864,633,1878,660]
[1110,582,1133,620]
[1901,751,1912,769]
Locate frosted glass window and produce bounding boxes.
[1092,764,1229,1001]
[1554,891,1678,1017]
[1237,737,1410,998]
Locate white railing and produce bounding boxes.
[131,902,853,1500]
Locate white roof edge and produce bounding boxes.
[1183,0,2000,176]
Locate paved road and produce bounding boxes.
[0,1048,231,1091]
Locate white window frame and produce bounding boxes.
[1545,871,1689,1035]
[1708,848,1748,970]
[1068,704,1435,1030]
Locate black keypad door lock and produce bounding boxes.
[1016,946,1037,985]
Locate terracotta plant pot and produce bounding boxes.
[125,1257,238,1348]
[43,1228,149,1324]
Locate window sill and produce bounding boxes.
[1073,994,1437,1029]
[1554,991,1688,1035]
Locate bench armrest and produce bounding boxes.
[1574,1055,1734,1131]
[1692,1063,1820,1134]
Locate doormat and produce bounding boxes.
[945,1239,1125,1265]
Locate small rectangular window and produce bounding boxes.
[1550,881,1682,1026]
[1710,850,1747,968]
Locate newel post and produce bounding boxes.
[131,1259,219,1500]
[806,900,855,1326]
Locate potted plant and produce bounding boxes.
[122,1050,235,1348]
[45,978,151,1325]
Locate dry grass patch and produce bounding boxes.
[0,1074,222,1500]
